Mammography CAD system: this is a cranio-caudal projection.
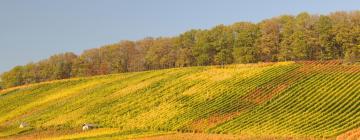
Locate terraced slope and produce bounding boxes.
[210,61,360,137]
[0,61,359,139]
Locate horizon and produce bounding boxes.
[1,0,360,73]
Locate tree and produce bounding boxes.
[331,11,360,63]
[279,15,296,61]
[291,12,317,60]
[193,30,214,66]
[209,25,234,65]
[22,63,40,84]
[344,44,360,63]
[0,66,25,88]
[145,37,176,69]
[315,15,336,60]
[136,37,154,71]
[214,49,232,66]
[174,30,198,67]
[256,18,281,61]
[3,10,360,88]
[116,41,138,72]
[231,22,259,63]
[0,80,3,90]
[72,49,101,76]
[52,52,77,79]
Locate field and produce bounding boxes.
[0,61,359,140]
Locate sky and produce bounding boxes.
[1,0,360,73]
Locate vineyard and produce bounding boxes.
[0,61,359,139]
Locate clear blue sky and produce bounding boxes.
[1,0,360,73]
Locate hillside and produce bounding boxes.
[0,61,359,139]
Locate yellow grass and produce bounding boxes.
[42,128,121,140]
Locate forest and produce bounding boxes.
[1,11,360,89]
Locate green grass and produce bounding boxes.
[0,61,359,139]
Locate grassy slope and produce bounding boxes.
[0,61,359,139]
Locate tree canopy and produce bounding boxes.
[1,11,360,89]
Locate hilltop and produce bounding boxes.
[0,61,359,139]
[2,11,360,89]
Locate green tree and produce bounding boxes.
[331,11,360,63]
[231,22,260,63]
[174,30,198,67]
[291,12,316,60]
[279,15,296,61]
[209,25,234,65]
[315,15,336,60]
[215,49,232,66]
[193,30,214,66]
[0,66,25,88]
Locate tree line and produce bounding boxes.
[1,11,360,89]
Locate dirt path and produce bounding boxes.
[132,132,301,140]
[336,128,360,140]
